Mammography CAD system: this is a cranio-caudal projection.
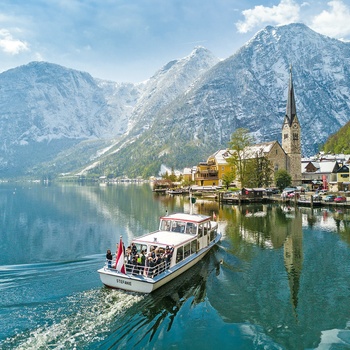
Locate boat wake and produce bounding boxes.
[0,256,145,349]
[1,288,144,350]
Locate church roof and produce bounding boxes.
[208,141,283,164]
[243,141,280,159]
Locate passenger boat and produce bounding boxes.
[98,212,221,293]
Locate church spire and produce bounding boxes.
[286,65,297,126]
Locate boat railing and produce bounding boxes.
[105,259,171,278]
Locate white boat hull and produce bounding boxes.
[98,233,221,293]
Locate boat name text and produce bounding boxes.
[116,278,132,286]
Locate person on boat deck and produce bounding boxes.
[145,255,155,277]
[131,243,138,257]
[106,249,113,268]
[126,246,133,264]
[155,254,162,265]
[139,250,146,266]
[131,255,139,274]
[164,246,173,264]
[150,247,156,259]
[137,251,146,274]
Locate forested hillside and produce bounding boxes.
[322,121,350,154]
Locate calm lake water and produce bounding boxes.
[1,183,350,349]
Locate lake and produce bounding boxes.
[1,183,350,349]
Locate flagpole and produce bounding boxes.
[116,235,126,274]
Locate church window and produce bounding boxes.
[293,133,298,140]
[284,133,288,139]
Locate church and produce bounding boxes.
[194,67,302,187]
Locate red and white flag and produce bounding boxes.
[115,237,126,274]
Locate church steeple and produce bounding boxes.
[282,65,301,186]
[286,65,297,126]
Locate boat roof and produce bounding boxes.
[133,230,194,248]
[160,213,211,223]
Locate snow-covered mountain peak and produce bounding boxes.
[126,46,219,133]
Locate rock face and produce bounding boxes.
[0,23,350,178]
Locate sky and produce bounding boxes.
[1,0,350,83]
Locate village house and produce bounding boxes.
[194,150,233,187]
[301,159,339,190]
[301,153,350,192]
[334,163,350,192]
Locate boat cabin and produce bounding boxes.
[131,213,218,268]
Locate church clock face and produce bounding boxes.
[293,124,297,128]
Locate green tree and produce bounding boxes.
[168,167,177,183]
[256,153,273,187]
[274,169,292,191]
[227,128,255,188]
[222,172,236,189]
[244,154,272,188]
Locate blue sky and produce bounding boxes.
[1,0,350,82]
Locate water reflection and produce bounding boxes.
[215,203,350,349]
[283,207,302,315]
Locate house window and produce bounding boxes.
[341,174,349,178]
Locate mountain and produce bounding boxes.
[127,46,220,135]
[0,62,142,177]
[84,23,350,178]
[0,23,350,179]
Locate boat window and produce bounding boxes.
[203,222,208,236]
[160,220,171,231]
[210,229,216,241]
[191,240,197,253]
[176,246,183,263]
[198,224,204,237]
[171,221,185,233]
[186,222,197,234]
[184,243,191,258]
[135,244,147,253]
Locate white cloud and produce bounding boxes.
[34,52,44,61]
[0,29,29,55]
[236,0,300,33]
[310,0,350,39]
